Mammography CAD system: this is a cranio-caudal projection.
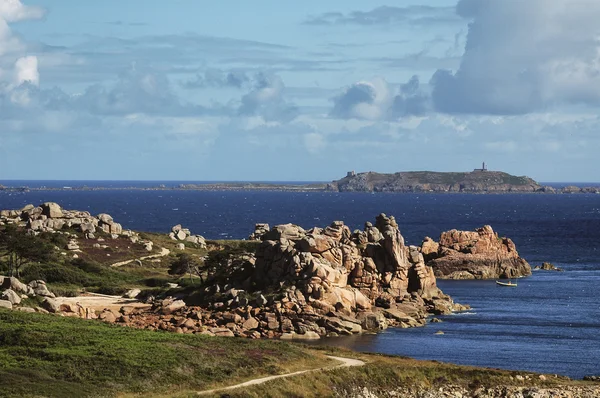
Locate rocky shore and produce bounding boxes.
[0,202,534,341]
[0,203,475,339]
[422,225,532,279]
[85,214,471,339]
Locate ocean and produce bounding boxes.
[0,185,599,378]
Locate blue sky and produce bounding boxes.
[0,0,599,181]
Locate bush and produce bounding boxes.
[21,263,94,286]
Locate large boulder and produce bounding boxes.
[1,277,30,295]
[41,202,63,219]
[28,280,55,298]
[0,300,12,310]
[41,298,60,313]
[424,225,532,280]
[1,289,21,305]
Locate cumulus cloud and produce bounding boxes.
[330,78,390,120]
[431,0,600,114]
[238,73,298,122]
[305,6,459,26]
[0,0,45,23]
[14,55,38,85]
[183,69,250,89]
[76,67,217,117]
[330,76,429,120]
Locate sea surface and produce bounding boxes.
[0,184,599,378]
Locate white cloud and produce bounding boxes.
[330,76,430,121]
[14,55,38,85]
[432,0,600,114]
[0,0,44,23]
[238,73,298,122]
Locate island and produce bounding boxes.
[2,165,599,194]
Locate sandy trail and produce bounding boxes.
[57,293,150,312]
[196,355,365,396]
[110,247,171,267]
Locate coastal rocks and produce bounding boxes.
[424,225,532,280]
[98,214,123,235]
[534,262,564,272]
[169,225,206,248]
[41,202,63,219]
[231,214,463,336]
[0,202,124,236]
[248,223,270,241]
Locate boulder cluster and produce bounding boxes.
[422,225,532,279]
[0,202,124,237]
[169,224,206,248]
[208,214,464,338]
[0,276,55,311]
[96,214,468,339]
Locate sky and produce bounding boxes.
[0,0,599,182]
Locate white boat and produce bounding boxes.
[496,280,517,287]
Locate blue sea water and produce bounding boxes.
[0,187,599,378]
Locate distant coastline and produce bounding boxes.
[1,170,599,194]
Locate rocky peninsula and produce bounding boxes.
[0,202,540,342]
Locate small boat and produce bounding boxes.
[496,280,518,287]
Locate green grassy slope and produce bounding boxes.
[0,310,329,398]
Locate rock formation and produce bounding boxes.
[423,226,532,279]
[333,171,543,193]
[161,214,467,339]
[534,262,564,272]
[91,214,467,340]
[0,202,124,236]
[0,276,56,311]
[169,224,206,248]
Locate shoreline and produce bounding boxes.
[1,184,600,194]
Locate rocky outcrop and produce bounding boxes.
[423,226,532,279]
[534,262,564,272]
[248,223,270,241]
[193,214,465,338]
[0,202,125,236]
[102,215,467,339]
[0,276,56,314]
[333,171,543,193]
[168,225,206,248]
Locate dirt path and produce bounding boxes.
[56,293,150,312]
[196,356,365,396]
[110,247,171,267]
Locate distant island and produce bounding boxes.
[1,166,599,194]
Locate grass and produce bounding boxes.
[0,311,597,398]
[198,348,590,398]
[0,310,330,398]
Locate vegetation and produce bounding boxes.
[0,309,330,398]
[0,310,591,398]
[0,225,57,278]
[0,226,194,296]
